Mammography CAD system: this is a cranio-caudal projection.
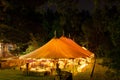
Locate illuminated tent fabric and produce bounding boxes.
[20,37,91,59]
[60,36,94,57]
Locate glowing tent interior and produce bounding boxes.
[20,36,94,59]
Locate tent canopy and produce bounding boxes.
[60,36,93,57]
[20,37,94,59]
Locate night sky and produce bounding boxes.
[79,0,94,12]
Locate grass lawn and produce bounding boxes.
[0,69,55,80]
[73,58,108,80]
[0,58,119,80]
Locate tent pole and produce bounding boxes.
[62,30,65,36]
[90,55,96,80]
[54,30,57,38]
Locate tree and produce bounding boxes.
[91,0,120,75]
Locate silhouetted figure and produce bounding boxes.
[26,63,29,75]
[56,63,61,80]
[0,63,1,69]
[66,72,72,80]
